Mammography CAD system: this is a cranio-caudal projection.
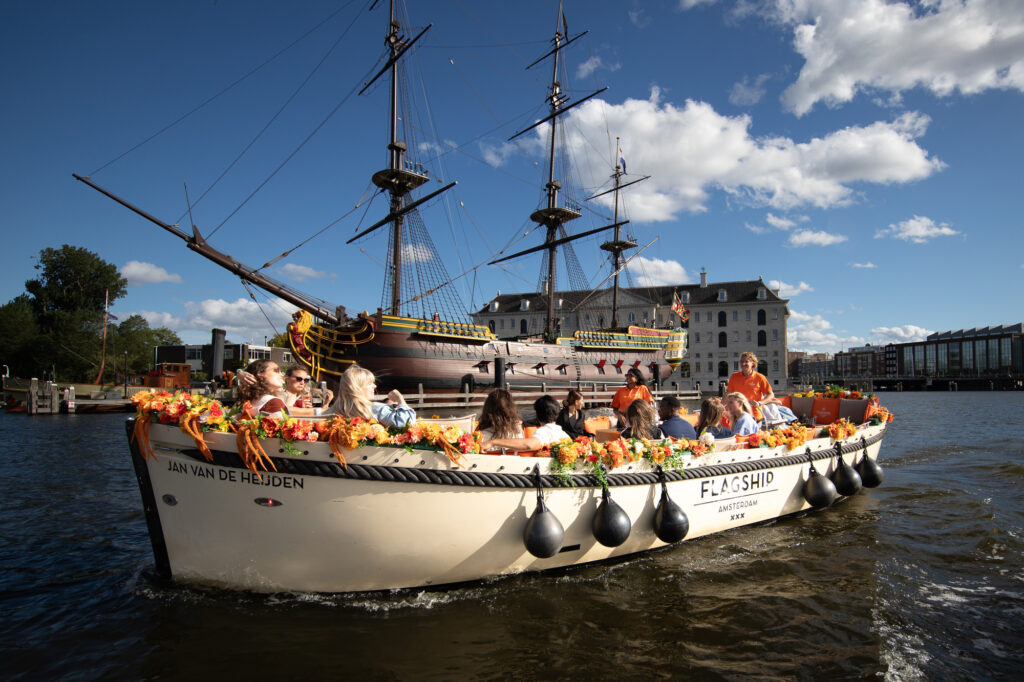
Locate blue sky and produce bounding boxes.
[2,0,1021,352]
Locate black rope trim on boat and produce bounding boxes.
[164,426,885,490]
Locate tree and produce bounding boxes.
[0,295,40,376]
[25,244,127,319]
[20,245,128,381]
[106,314,182,377]
[267,331,291,348]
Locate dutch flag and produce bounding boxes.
[618,144,626,174]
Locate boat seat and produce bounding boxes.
[415,414,476,433]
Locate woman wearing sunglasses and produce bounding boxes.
[283,366,333,415]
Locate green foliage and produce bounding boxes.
[267,331,290,348]
[26,245,127,320]
[0,245,181,382]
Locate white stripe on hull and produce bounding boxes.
[139,424,885,592]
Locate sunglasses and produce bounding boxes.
[289,376,311,383]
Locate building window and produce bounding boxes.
[732,311,738,321]
[629,312,636,322]
[758,287,767,300]
[695,361,701,372]
[489,301,499,312]
[746,310,751,321]
[694,333,700,344]
[733,361,739,371]
[732,331,738,342]
[718,289,727,302]
[746,331,752,342]
[772,309,779,320]
[718,332,727,348]
[1001,337,1012,368]
[758,331,767,346]
[186,347,202,360]
[488,320,495,332]
[682,292,689,304]
[773,360,779,371]
[519,300,529,311]
[757,309,766,325]
[520,319,527,335]
[283,352,293,363]
[718,311,726,327]
[500,319,505,330]
[772,329,778,341]
[707,312,713,323]
[718,361,729,377]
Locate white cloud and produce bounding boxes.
[787,229,847,246]
[625,256,691,286]
[278,263,329,281]
[745,221,770,234]
[851,262,877,268]
[140,297,299,342]
[402,244,434,263]
[768,279,813,296]
[680,0,718,8]
[479,140,520,168]
[870,324,934,344]
[765,213,797,230]
[629,5,651,28]
[788,310,865,353]
[559,91,942,219]
[579,55,619,79]
[769,0,1024,116]
[875,215,960,243]
[729,73,772,106]
[121,260,182,286]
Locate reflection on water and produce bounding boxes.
[2,392,1023,679]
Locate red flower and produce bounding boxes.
[260,416,280,438]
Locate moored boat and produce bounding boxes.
[127,389,892,593]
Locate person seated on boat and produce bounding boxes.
[556,389,588,440]
[657,395,697,440]
[480,395,568,452]
[723,392,759,436]
[283,366,333,410]
[329,364,415,430]
[620,399,664,440]
[726,352,781,421]
[236,360,290,419]
[611,367,654,428]
[237,364,323,417]
[476,388,523,441]
[695,397,732,439]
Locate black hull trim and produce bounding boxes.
[158,427,885,490]
[125,420,171,579]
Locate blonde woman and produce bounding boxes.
[330,365,415,429]
[723,392,758,436]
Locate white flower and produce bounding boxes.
[633,441,645,454]
[698,432,715,449]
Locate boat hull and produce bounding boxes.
[129,421,886,593]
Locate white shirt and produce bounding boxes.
[533,423,570,446]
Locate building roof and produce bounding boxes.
[475,278,788,315]
[926,323,1023,341]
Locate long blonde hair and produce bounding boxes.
[334,365,376,419]
[725,391,752,415]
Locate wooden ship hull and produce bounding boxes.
[291,310,685,392]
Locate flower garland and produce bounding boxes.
[827,418,858,441]
[794,386,873,400]
[129,391,479,476]
[548,435,712,488]
[744,423,815,450]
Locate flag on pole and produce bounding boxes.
[618,143,626,174]
[671,290,689,323]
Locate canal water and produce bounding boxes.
[2,392,1022,679]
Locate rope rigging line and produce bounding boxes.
[178,1,371,228]
[88,0,362,177]
[240,279,282,338]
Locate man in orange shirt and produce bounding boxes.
[611,367,653,427]
[725,351,779,421]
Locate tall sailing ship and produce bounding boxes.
[76,2,687,392]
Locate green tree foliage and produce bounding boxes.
[104,314,182,377]
[26,244,127,319]
[267,331,290,348]
[0,245,182,382]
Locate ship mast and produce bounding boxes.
[491,3,625,341]
[348,0,454,317]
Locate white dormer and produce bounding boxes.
[489,300,499,312]
[718,288,727,302]
[557,298,563,309]
[757,287,767,300]
[519,299,530,311]
[681,291,689,304]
